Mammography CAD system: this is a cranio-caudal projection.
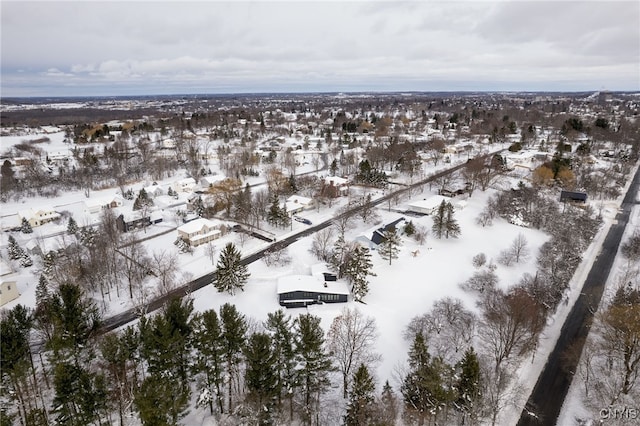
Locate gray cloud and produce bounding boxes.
[1,0,638,97]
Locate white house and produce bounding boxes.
[200,175,226,189]
[172,177,197,193]
[18,206,60,227]
[406,195,452,215]
[84,195,124,214]
[0,280,19,306]
[177,217,223,247]
[283,195,313,215]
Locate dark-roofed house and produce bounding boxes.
[560,191,587,203]
[277,275,349,308]
[370,217,405,246]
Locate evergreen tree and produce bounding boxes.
[133,188,153,210]
[67,217,78,235]
[345,246,376,302]
[432,200,448,239]
[294,313,333,424]
[445,202,461,239]
[213,242,249,295]
[329,234,351,278]
[267,193,281,227]
[244,332,278,423]
[265,309,297,418]
[456,347,481,422]
[401,332,455,424]
[330,159,338,176]
[20,217,33,234]
[0,305,33,425]
[192,309,225,414]
[135,372,188,426]
[377,380,398,426]
[137,298,193,425]
[378,228,401,265]
[42,250,56,277]
[220,303,248,413]
[7,235,22,260]
[53,362,108,425]
[404,220,416,236]
[47,283,101,362]
[288,173,298,193]
[344,364,376,426]
[193,196,205,217]
[19,251,33,268]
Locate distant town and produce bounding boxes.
[1,91,639,426]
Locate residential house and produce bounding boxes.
[116,210,161,232]
[18,206,60,227]
[277,275,349,308]
[0,280,19,306]
[176,217,223,247]
[84,195,124,214]
[283,195,313,216]
[406,195,451,215]
[370,217,406,246]
[323,176,349,197]
[172,177,197,193]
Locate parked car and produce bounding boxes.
[294,216,312,225]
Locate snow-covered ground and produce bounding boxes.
[2,122,633,425]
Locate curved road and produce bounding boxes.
[516,162,640,426]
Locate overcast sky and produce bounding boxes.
[1,0,638,97]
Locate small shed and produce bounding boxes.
[560,191,587,203]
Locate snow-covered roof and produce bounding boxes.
[276,275,350,295]
[177,217,220,234]
[286,195,312,205]
[407,195,451,210]
[324,176,348,186]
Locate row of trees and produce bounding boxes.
[1,294,398,426]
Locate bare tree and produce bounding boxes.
[151,250,178,296]
[510,233,530,263]
[478,287,545,371]
[119,234,151,299]
[310,227,335,262]
[333,206,354,239]
[326,307,380,398]
[205,242,216,265]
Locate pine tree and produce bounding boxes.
[344,364,376,426]
[378,380,398,425]
[294,313,333,424]
[193,196,205,217]
[445,202,461,239]
[67,217,78,235]
[432,200,447,239]
[213,243,249,295]
[378,228,401,265]
[456,347,481,421]
[244,332,278,423]
[267,193,281,227]
[401,332,455,424]
[329,234,351,278]
[345,246,376,302]
[7,235,22,260]
[133,188,153,210]
[192,309,225,414]
[404,220,416,236]
[19,251,33,268]
[20,217,33,234]
[265,309,297,418]
[220,303,248,413]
